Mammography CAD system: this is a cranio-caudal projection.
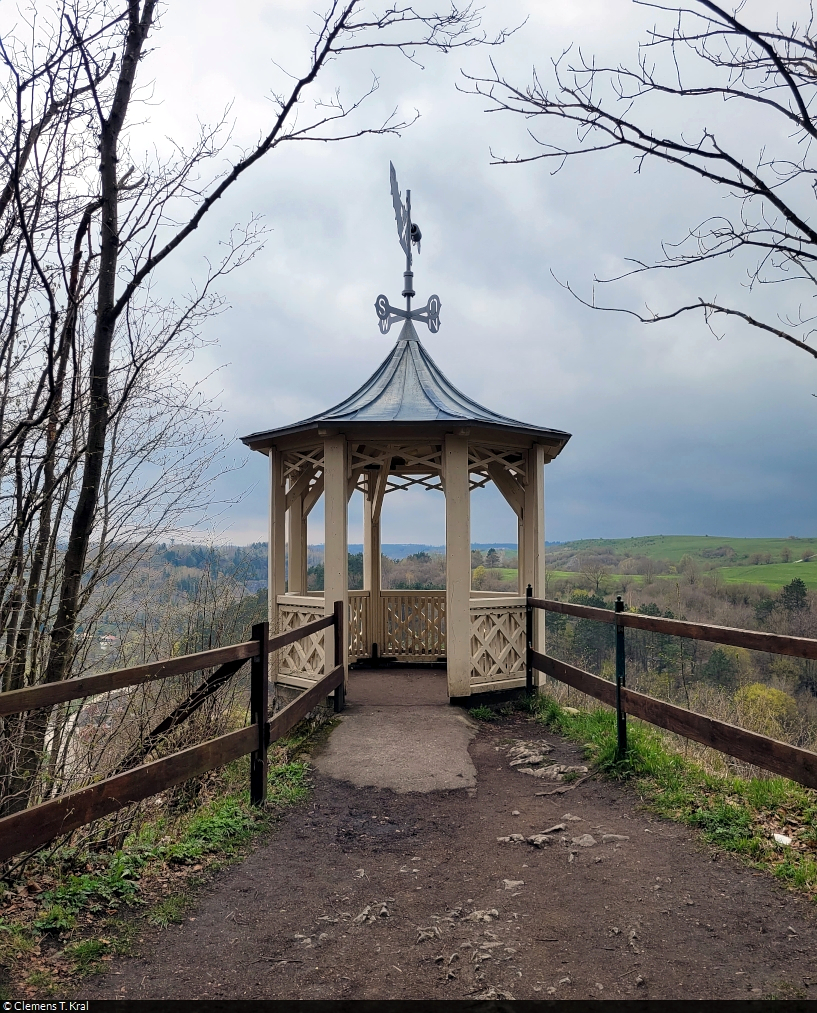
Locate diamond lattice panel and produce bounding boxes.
[278,604,325,679]
[470,606,526,684]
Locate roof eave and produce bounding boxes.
[240,419,571,456]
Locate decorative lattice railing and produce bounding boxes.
[277,596,326,683]
[381,593,446,659]
[469,597,526,691]
[349,592,370,659]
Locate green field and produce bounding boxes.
[551,535,816,565]
[497,562,817,592]
[482,537,817,592]
[718,562,817,590]
[496,568,519,582]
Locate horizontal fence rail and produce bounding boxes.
[527,592,817,790]
[0,604,345,864]
[532,651,817,789]
[0,642,260,717]
[533,597,817,660]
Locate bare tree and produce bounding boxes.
[580,555,608,594]
[0,0,506,813]
[466,0,817,360]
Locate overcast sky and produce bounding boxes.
[137,0,815,546]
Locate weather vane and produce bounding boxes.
[374,162,441,335]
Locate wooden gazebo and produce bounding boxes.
[241,167,570,701]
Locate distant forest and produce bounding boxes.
[87,535,817,762]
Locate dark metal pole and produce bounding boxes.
[614,595,627,760]
[333,599,346,713]
[250,621,269,805]
[525,584,533,696]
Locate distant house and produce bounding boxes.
[99,634,118,652]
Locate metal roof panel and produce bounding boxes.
[241,320,570,447]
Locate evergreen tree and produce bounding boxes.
[780,578,809,613]
[701,649,739,691]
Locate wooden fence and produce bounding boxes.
[525,593,817,790]
[0,602,346,864]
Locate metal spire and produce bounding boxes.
[375,162,441,336]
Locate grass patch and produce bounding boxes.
[469,705,497,722]
[64,937,109,976]
[148,894,187,928]
[0,918,38,965]
[525,692,817,900]
[0,720,322,995]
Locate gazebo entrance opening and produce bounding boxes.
[352,450,447,667]
[241,165,571,702]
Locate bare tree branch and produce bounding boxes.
[465,0,817,360]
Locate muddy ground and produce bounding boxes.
[81,712,817,1001]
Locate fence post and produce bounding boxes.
[614,596,627,760]
[525,584,533,696]
[250,621,269,805]
[333,599,346,713]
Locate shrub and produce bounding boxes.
[735,683,797,732]
[569,589,608,609]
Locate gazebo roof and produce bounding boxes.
[241,320,571,453]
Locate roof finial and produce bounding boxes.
[375,162,441,336]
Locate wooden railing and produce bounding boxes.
[525,592,817,790]
[349,592,370,659]
[470,597,526,689]
[381,592,446,659]
[0,602,346,864]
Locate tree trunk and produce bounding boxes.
[4,2,156,814]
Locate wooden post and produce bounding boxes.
[445,434,471,698]
[614,595,627,759]
[333,599,346,711]
[523,444,546,687]
[323,435,349,689]
[268,449,286,685]
[287,495,307,594]
[250,621,269,805]
[363,471,382,655]
[525,584,533,695]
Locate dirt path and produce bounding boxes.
[81,676,817,1001]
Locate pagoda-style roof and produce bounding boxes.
[241,320,571,453]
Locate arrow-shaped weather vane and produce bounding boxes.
[375,162,441,335]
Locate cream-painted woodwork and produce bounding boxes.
[349,592,370,659]
[521,444,546,685]
[268,449,286,678]
[264,431,549,699]
[283,446,324,483]
[470,598,526,691]
[276,596,325,687]
[287,495,307,594]
[381,592,446,659]
[283,448,324,597]
[445,434,471,697]
[362,471,383,651]
[323,435,349,682]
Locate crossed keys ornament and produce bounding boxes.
[374,162,442,335]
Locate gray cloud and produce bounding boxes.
[138,0,815,544]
